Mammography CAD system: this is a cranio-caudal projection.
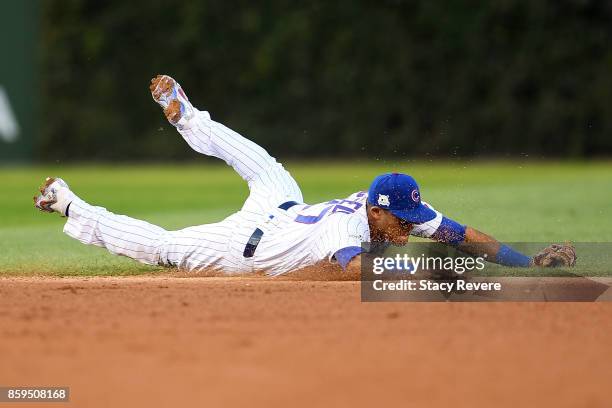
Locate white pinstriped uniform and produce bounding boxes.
[63,109,444,275]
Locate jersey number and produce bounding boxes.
[294,199,363,224]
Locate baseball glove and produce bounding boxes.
[532,244,577,267]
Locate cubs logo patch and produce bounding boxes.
[377,194,390,206]
[411,189,420,202]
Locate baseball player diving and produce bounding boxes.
[33,75,576,277]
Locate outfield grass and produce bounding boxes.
[1,161,611,275]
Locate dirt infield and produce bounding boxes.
[0,276,609,407]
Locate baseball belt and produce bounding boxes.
[243,201,300,258]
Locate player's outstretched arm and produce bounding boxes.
[420,214,534,267]
[416,204,576,267]
[413,205,539,267]
[456,227,533,267]
[453,226,577,268]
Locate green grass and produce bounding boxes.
[1,161,611,276]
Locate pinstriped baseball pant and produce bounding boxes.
[63,109,304,273]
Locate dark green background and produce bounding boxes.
[0,2,38,162]
[9,1,612,161]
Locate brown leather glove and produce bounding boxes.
[532,244,577,267]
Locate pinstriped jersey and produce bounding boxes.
[250,191,444,275]
[252,191,369,275]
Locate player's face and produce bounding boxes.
[367,206,414,245]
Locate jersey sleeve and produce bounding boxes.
[411,201,466,245]
[321,213,369,268]
[333,246,363,269]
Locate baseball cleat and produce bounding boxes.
[150,74,195,125]
[33,177,75,217]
